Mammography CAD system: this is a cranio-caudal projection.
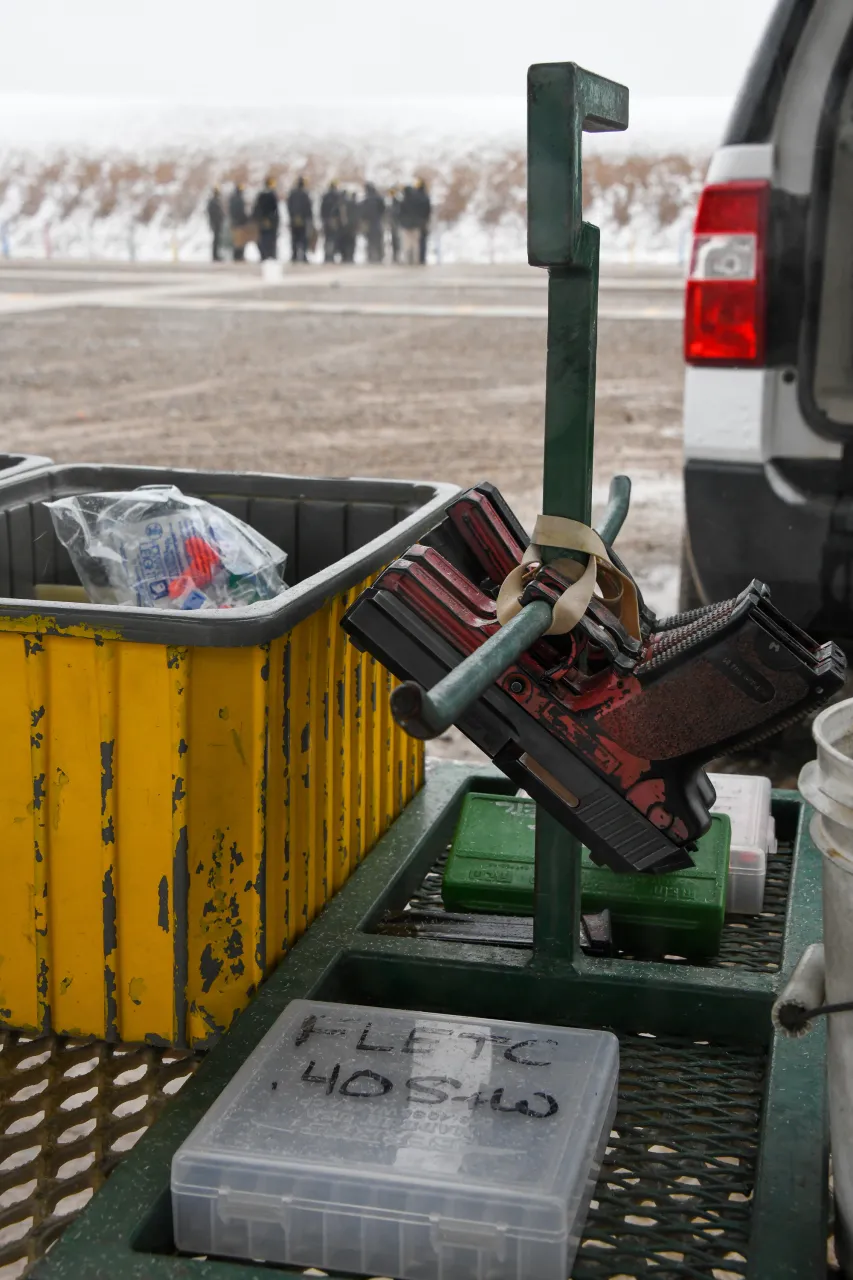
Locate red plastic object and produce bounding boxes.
[167,573,193,600]
[184,536,221,584]
[166,536,223,599]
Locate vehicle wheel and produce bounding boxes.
[678,538,702,613]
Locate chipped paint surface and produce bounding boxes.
[0,612,122,640]
[157,876,169,931]
[128,976,146,1005]
[0,573,422,1048]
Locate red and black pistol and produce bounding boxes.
[342,484,845,876]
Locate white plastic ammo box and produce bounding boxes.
[171,999,619,1280]
[709,773,776,914]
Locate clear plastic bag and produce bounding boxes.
[46,485,288,611]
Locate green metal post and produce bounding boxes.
[541,234,598,529]
[597,474,631,546]
[527,63,628,963]
[390,600,553,740]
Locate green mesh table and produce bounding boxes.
[27,762,827,1280]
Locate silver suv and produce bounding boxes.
[682,0,853,638]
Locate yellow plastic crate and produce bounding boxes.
[0,466,454,1047]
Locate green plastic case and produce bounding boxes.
[442,793,732,958]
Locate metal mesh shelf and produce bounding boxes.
[376,834,793,974]
[0,1033,198,1278]
[574,1033,764,1279]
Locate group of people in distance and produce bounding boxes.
[206,176,432,265]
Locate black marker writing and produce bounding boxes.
[339,1070,394,1098]
[519,1092,559,1119]
[301,1060,341,1095]
[490,1088,559,1118]
[451,1090,490,1110]
[504,1039,558,1067]
[294,1014,347,1048]
[357,1024,394,1053]
[294,1060,561,1118]
[402,1027,454,1055]
[459,1032,510,1061]
[405,1076,462,1104]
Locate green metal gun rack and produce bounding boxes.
[31,64,830,1280]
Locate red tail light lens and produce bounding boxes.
[684,181,769,365]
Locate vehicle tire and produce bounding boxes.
[678,537,702,613]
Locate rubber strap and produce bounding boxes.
[496,514,641,639]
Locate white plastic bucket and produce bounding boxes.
[799,697,853,1273]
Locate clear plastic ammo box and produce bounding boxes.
[171,999,619,1280]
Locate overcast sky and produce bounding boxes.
[0,0,778,105]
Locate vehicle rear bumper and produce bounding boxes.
[684,458,837,633]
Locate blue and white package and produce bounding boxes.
[47,484,288,610]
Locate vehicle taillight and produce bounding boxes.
[684,181,769,365]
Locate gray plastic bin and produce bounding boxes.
[0,463,456,1048]
[0,463,453,642]
[0,452,52,482]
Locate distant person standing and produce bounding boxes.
[338,191,358,263]
[207,186,225,262]
[252,176,280,261]
[287,176,313,263]
[228,182,249,261]
[414,177,431,264]
[387,187,402,263]
[360,182,386,263]
[398,185,422,265]
[320,180,341,262]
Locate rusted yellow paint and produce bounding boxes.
[377,662,393,833]
[186,645,268,1044]
[128,976,146,1005]
[359,651,380,860]
[0,613,122,641]
[0,571,423,1048]
[0,633,39,1029]
[307,612,327,915]
[45,636,113,1038]
[326,592,348,895]
[113,643,188,1044]
[287,615,313,942]
[407,719,424,805]
[391,673,406,819]
[27,637,49,1034]
[96,641,118,1039]
[341,587,361,878]
[264,633,290,966]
